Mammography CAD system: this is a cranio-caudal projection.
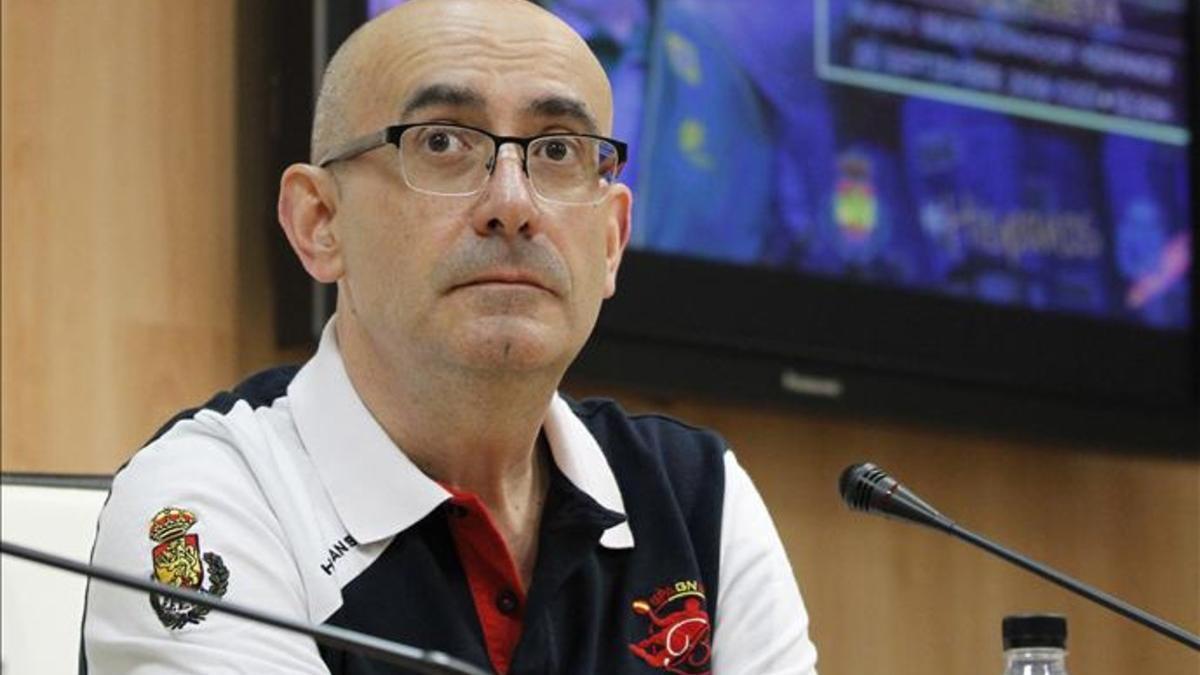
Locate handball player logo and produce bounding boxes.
[628,579,712,673]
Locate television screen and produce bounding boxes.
[370,0,1191,332]
[325,0,1196,445]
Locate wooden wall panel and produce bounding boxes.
[2,0,248,473]
[2,2,1196,674]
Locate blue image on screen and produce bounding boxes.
[367,0,1193,332]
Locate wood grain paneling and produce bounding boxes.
[2,0,249,473]
[1,2,1196,674]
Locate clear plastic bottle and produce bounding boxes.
[1001,614,1069,675]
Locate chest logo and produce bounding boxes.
[629,579,712,674]
[147,507,229,630]
[320,534,359,576]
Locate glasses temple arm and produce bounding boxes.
[317,129,392,167]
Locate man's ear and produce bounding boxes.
[602,183,633,299]
[277,163,344,283]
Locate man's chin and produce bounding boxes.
[450,319,572,375]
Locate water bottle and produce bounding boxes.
[1001,614,1069,675]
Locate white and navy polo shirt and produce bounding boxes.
[82,322,818,674]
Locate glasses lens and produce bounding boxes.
[528,136,621,204]
[399,125,493,195]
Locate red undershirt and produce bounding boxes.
[441,485,526,675]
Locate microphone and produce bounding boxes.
[838,461,955,531]
[0,539,489,675]
[838,462,1200,652]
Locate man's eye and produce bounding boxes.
[426,132,453,153]
[540,139,579,162]
[545,140,568,161]
[416,128,475,154]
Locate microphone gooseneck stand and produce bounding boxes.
[839,462,1200,652]
[0,540,489,675]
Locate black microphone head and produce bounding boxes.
[838,462,952,530]
[839,462,891,512]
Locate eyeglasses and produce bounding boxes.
[318,123,628,205]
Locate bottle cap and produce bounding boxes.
[1003,614,1067,649]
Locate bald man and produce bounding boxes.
[81,1,818,673]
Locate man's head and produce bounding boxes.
[278,0,631,382]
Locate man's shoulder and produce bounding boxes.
[107,364,305,507]
[564,395,728,489]
[142,364,301,446]
[85,366,340,664]
[93,363,317,582]
[566,395,727,450]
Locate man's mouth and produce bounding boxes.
[452,270,556,295]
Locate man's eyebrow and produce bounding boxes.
[525,95,599,134]
[399,84,486,119]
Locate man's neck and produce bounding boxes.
[334,315,557,586]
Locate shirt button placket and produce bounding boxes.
[495,589,520,616]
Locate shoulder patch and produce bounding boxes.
[147,507,230,630]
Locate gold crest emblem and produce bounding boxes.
[147,507,229,629]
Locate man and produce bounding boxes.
[83,1,818,673]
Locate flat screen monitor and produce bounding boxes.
[306,0,1197,448]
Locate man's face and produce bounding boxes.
[330,3,631,378]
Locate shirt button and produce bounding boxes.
[495,589,520,616]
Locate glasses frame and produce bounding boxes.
[317,122,628,203]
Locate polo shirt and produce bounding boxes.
[82,321,818,674]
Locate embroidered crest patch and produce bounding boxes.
[629,579,712,674]
[147,507,229,629]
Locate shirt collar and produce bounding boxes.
[542,395,633,549]
[288,320,634,550]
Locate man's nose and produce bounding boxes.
[473,145,539,238]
